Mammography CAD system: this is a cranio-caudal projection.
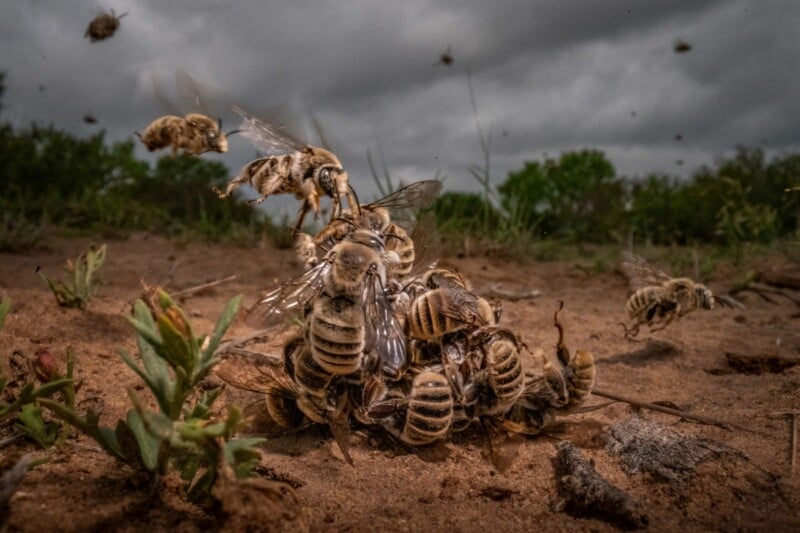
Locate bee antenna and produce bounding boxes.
[348,184,361,215]
[217,117,222,130]
[118,11,128,19]
[224,129,241,137]
[134,131,142,139]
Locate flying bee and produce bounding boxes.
[407,287,497,343]
[84,9,127,42]
[366,370,454,445]
[139,70,235,157]
[213,106,360,231]
[138,113,231,157]
[247,229,407,380]
[619,251,716,338]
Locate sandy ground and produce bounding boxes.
[1,233,799,531]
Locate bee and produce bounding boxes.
[84,9,127,42]
[407,287,496,343]
[217,337,357,464]
[308,180,442,277]
[366,370,454,445]
[673,39,692,53]
[247,229,407,380]
[316,180,442,242]
[213,106,360,231]
[467,326,524,418]
[503,303,595,435]
[83,114,97,125]
[619,252,715,338]
[434,46,454,66]
[137,113,230,157]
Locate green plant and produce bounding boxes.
[1,349,75,448]
[0,296,10,330]
[39,289,261,502]
[37,244,106,309]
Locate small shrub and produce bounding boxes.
[37,244,106,309]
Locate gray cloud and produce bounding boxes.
[1,0,797,212]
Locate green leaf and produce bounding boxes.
[16,403,58,448]
[38,398,125,460]
[0,296,11,330]
[131,302,173,398]
[199,295,242,368]
[223,437,265,478]
[118,349,171,415]
[156,313,193,373]
[126,410,160,471]
[187,467,217,502]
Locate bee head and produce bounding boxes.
[695,284,714,309]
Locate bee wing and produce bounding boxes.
[407,211,441,277]
[438,288,488,326]
[232,105,308,154]
[246,259,331,328]
[363,275,407,378]
[175,68,210,114]
[216,353,292,395]
[619,251,673,292]
[367,180,443,222]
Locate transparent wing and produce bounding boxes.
[363,274,407,379]
[437,288,490,326]
[232,104,308,154]
[367,180,443,222]
[175,68,209,113]
[619,251,673,292]
[407,211,441,277]
[215,353,294,395]
[246,259,331,327]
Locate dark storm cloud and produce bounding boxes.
[1,0,797,208]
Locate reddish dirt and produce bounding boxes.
[1,233,799,531]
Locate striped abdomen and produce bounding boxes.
[408,288,494,341]
[566,349,595,408]
[403,371,453,445]
[482,332,524,416]
[385,223,414,280]
[626,286,662,318]
[308,295,365,375]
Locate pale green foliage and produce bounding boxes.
[40,289,260,502]
[37,244,106,309]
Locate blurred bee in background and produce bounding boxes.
[137,70,236,157]
[247,229,407,381]
[83,114,97,125]
[434,46,454,66]
[84,9,127,42]
[213,106,360,231]
[619,252,716,338]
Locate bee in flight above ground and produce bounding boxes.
[213,106,360,231]
[619,251,718,338]
[137,70,236,157]
[84,9,127,42]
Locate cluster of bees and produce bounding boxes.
[203,111,597,460]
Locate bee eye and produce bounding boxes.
[320,168,331,181]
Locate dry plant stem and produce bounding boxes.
[480,284,542,301]
[172,274,237,298]
[0,434,22,450]
[732,282,800,306]
[592,388,758,433]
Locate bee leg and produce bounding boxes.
[620,321,639,338]
[211,174,250,199]
[649,309,676,332]
[294,201,310,231]
[246,196,268,206]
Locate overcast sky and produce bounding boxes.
[1,0,798,212]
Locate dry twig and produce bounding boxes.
[172,274,237,298]
[592,388,758,433]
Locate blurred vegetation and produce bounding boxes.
[1,71,796,257]
[434,147,798,257]
[0,70,275,251]
[37,244,106,309]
